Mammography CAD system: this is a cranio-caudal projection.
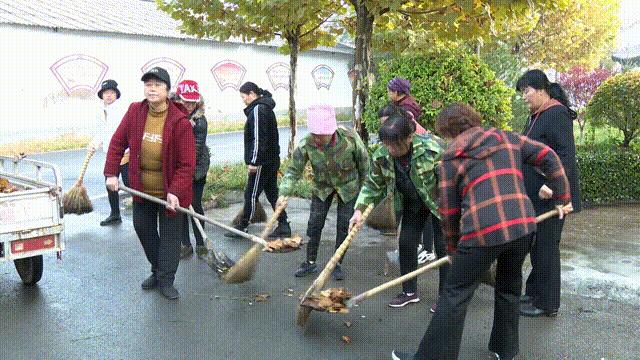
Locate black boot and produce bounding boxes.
[101,190,122,226]
[268,221,291,239]
[224,222,249,239]
[100,214,122,226]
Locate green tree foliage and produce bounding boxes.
[346,0,568,142]
[158,0,344,155]
[480,43,529,132]
[587,71,640,148]
[509,0,620,71]
[364,50,513,134]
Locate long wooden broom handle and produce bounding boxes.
[348,256,451,306]
[259,196,288,239]
[189,204,211,246]
[120,184,269,247]
[347,206,571,307]
[302,203,375,301]
[76,148,95,184]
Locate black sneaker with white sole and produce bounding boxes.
[388,292,420,308]
[391,349,413,360]
[294,261,318,277]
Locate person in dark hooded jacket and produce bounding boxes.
[172,80,211,259]
[391,103,572,360]
[225,82,290,239]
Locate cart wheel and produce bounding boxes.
[14,255,44,285]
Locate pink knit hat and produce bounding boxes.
[307,104,337,135]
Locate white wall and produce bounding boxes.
[0,24,353,144]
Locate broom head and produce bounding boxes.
[296,303,314,327]
[63,182,93,215]
[365,195,397,231]
[220,244,261,284]
[480,261,497,287]
[232,201,267,226]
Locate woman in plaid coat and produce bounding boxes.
[392,103,572,360]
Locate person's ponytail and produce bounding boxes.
[549,83,577,119]
[260,89,272,98]
[549,83,570,108]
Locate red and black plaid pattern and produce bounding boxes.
[438,127,570,253]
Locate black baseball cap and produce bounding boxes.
[141,67,171,89]
[98,79,121,99]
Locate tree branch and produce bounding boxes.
[397,3,453,16]
[300,8,341,38]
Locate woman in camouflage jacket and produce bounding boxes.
[280,105,369,280]
[350,112,444,308]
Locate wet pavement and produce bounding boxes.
[1,195,638,359]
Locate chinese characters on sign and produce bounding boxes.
[211,60,247,91]
[266,62,291,91]
[50,54,108,95]
[311,65,335,90]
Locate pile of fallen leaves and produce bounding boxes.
[0,177,18,193]
[303,288,352,314]
[264,235,302,253]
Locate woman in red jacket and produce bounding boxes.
[104,67,196,300]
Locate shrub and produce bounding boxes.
[586,71,640,148]
[577,147,640,205]
[365,50,514,134]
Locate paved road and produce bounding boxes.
[0,197,639,359]
[2,125,639,359]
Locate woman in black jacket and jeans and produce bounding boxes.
[516,70,582,317]
[173,80,211,258]
[224,82,290,239]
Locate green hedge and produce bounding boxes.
[202,147,639,207]
[577,147,640,205]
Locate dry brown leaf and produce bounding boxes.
[0,177,18,193]
[342,336,351,344]
[254,294,270,302]
[264,235,302,252]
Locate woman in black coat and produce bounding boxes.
[516,70,581,317]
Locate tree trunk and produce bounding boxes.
[578,118,586,144]
[352,1,374,144]
[288,34,300,157]
[622,130,633,148]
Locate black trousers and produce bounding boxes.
[133,200,184,287]
[414,234,533,360]
[421,220,433,253]
[241,162,287,226]
[106,163,129,217]
[305,194,356,263]
[399,210,448,294]
[430,216,448,295]
[525,217,565,311]
[181,178,206,247]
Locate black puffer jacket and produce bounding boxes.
[190,108,210,181]
[243,94,280,166]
